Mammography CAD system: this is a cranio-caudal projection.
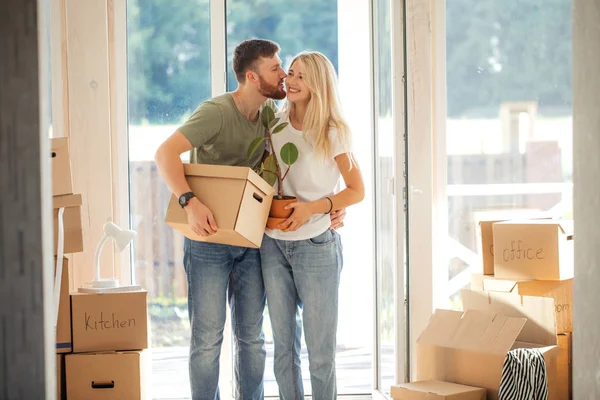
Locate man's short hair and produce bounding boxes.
[233,39,280,83]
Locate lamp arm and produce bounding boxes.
[94,234,110,282]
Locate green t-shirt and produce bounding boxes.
[178,93,276,168]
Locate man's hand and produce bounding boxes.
[185,198,218,236]
[329,208,346,230]
[278,202,313,232]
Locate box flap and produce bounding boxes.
[482,277,520,293]
[494,219,573,236]
[183,164,274,197]
[461,289,557,346]
[417,309,526,354]
[391,380,486,397]
[53,194,82,209]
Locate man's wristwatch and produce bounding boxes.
[178,192,195,208]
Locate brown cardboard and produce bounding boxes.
[493,220,574,280]
[55,257,72,353]
[550,333,572,400]
[391,380,486,399]
[460,289,557,346]
[71,291,148,353]
[479,220,504,275]
[416,308,558,400]
[53,194,83,255]
[165,164,274,248]
[51,137,73,196]
[479,276,573,334]
[65,350,147,399]
[56,354,65,400]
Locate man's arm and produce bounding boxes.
[155,131,218,236]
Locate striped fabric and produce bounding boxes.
[499,348,548,400]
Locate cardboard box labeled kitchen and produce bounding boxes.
[165,164,274,248]
[51,137,73,196]
[71,291,148,353]
[493,220,573,280]
[477,275,573,334]
[53,194,83,255]
[55,257,72,353]
[417,293,559,400]
[65,350,148,400]
[391,380,486,400]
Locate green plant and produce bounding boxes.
[247,104,299,199]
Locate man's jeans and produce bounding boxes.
[184,238,266,400]
[259,230,343,400]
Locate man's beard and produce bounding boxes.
[258,75,286,100]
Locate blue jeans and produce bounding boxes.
[259,230,343,400]
[183,239,266,400]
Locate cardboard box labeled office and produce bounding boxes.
[476,275,573,334]
[165,164,274,248]
[391,380,486,400]
[65,350,147,399]
[51,137,73,196]
[53,194,83,255]
[71,290,148,353]
[492,220,573,280]
[416,296,559,400]
[55,257,72,353]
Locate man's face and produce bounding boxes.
[255,56,287,100]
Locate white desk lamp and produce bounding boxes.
[78,221,141,293]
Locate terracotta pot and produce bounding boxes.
[269,196,296,218]
[266,217,287,230]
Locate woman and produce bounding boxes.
[260,51,365,400]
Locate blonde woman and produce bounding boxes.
[260,51,365,400]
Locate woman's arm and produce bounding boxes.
[279,153,365,232]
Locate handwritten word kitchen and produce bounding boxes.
[85,312,136,331]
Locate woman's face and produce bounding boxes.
[285,60,311,104]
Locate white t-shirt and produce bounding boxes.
[265,110,351,241]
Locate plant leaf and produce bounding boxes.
[261,154,278,186]
[271,122,288,134]
[280,142,299,166]
[268,117,280,129]
[260,105,275,129]
[247,137,266,160]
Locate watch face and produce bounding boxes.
[179,195,186,206]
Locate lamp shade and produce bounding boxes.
[103,221,136,252]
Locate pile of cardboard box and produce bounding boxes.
[51,138,150,399]
[391,218,573,400]
[472,218,573,399]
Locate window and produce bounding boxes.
[225,0,374,396]
[442,0,573,308]
[126,1,211,398]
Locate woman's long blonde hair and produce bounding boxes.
[283,51,354,163]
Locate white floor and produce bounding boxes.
[151,344,393,399]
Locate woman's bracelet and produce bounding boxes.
[324,196,333,214]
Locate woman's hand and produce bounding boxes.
[278,202,314,232]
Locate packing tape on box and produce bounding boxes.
[54,207,65,328]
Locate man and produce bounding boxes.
[155,39,345,400]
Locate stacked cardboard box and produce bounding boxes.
[51,137,83,399]
[471,218,573,399]
[65,290,149,399]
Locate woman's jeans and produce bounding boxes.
[184,238,266,400]
[259,230,343,400]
